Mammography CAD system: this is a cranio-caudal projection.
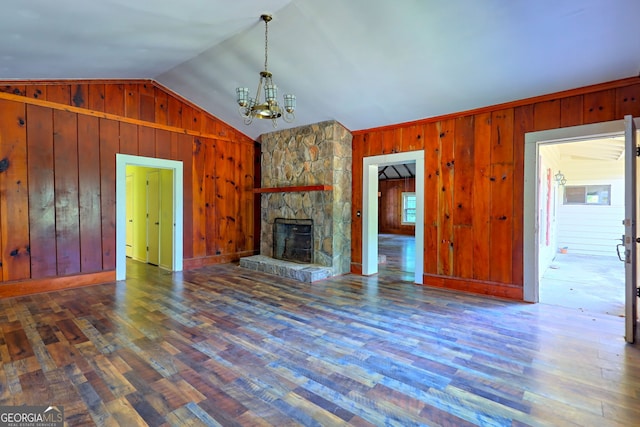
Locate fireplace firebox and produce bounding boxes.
[273,218,313,264]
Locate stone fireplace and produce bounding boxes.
[240,120,352,282]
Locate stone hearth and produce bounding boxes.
[240,120,352,282]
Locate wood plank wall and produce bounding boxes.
[352,77,640,300]
[379,178,416,235]
[0,80,257,297]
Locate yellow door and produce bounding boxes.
[126,174,134,258]
[147,170,160,265]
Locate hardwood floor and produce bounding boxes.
[1,258,639,426]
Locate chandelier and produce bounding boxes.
[236,14,295,127]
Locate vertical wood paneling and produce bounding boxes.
[88,84,106,112]
[46,85,71,104]
[26,105,56,278]
[53,110,81,275]
[437,120,455,276]
[351,135,364,266]
[489,109,514,284]
[379,179,415,234]
[154,88,168,125]
[534,100,561,131]
[472,112,492,281]
[191,138,207,258]
[71,84,88,108]
[560,95,583,127]
[583,89,616,124]
[180,135,194,259]
[512,105,535,286]
[616,84,640,118]
[0,100,30,281]
[138,126,155,157]
[204,139,217,256]
[26,85,45,100]
[453,116,475,279]
[104,84,125,116]
[423,122,439,275]
[139,83,155,122]
[77,115,103,273]
[119,122,138,155]
[0,79,257,289]
[239,141,254,251]
[167,96,183,128]
[381,129,401,154]
[99,119,119,270]
[402,124,425,152]
[155,129,171,160]
[124,84,140,119]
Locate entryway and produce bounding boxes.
[115,154,184,281]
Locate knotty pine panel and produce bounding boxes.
[71,83,88,108]
[583,89,616,124]
[453,115,474,227]
[192,138,207,258]
[0,100,30,281]
[488,109,514,284]
[26,105,57,279]
[471,112,492,282]
[53,109,81,276]
[512,104,534,286]
[437,119,455,276]
[180,134,194,260]
[78,115,103,273]
[423,122,440,275]
[99,119,120,271]
[350,134,365,267]
[88,83,106,112]
[0,79,256,294]
[616,84,640,118]
[204,140,218,256]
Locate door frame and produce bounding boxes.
[362,150,425,284]
[116,154,183,280]
[524,119,625,302]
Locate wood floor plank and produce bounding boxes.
[0,250,639,426]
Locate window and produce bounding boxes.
[564,185,611,205]
[402,192,416,224]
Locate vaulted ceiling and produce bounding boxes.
[2,0,639,139]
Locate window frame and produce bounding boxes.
[401,192,416,225]
[563,184,611,206]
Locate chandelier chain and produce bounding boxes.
[264,18,269,72]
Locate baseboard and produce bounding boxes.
[0,271,116,299]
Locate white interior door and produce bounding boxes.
[624,115,639,344]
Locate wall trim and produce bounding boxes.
[0,271,116,299]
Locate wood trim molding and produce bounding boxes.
[0,89,252,145]
[0,271,116,299]
[352,75,640,135]
[423,274,524,301]
[253,185,333,193]
[183,250,259,270]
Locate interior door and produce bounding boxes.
[125,174,134,258]
[624,115,638,343]
[147,170,160,266]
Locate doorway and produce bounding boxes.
[524,120,626,302]
[363,150,424,284]
[536,138,625,316]
[116,154,183,281]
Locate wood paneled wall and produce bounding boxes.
[0,80,258,297]
[379,178,416,235]
[352,77,640,300]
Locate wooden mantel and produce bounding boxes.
[253,185,333,193]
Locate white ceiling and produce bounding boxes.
[1,0,639,139]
